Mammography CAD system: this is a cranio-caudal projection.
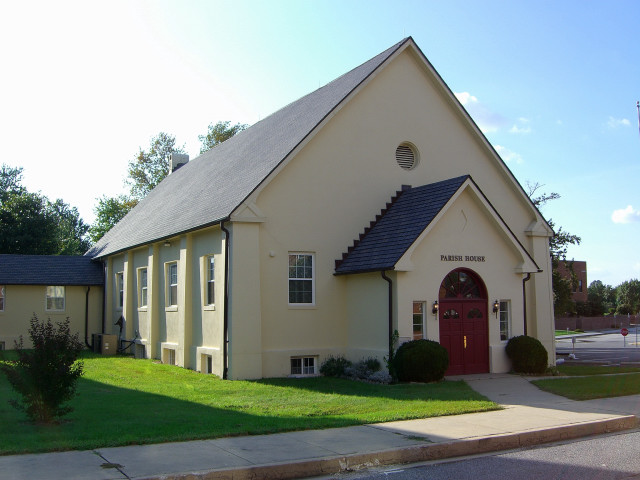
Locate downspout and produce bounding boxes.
[221,220,231,380]
[522,273,532,336]
[101,261,107,334]
[381,271,393,360]
[84,286,92,350]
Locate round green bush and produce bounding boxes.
[319,355,352,377]
[392,339,449,383]
[505,335,548,374]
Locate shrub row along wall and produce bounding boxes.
[555,315,639,331]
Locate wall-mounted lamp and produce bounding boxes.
[493,300,500,317]
[163,241,171,247]
[432,300,439,315]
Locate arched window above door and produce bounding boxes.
[439,269,487,299]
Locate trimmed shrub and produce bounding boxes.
[319,355,351,377]
[505,335,548,374]
[392,339,449,383]
[0,315,84,423]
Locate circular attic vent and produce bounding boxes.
[396,144,418,170]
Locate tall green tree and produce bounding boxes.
[0,164,26,199]
[88,195,138,243]
[127,132,186,199]
[48,199,91,254]
[616,279,640,315]
[587,280,617,316]
[0,164,89,255]
[198,121,247,154]
[526,182,581,315]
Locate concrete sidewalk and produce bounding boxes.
[1,374,638,480]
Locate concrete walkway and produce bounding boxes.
[2,374,638,480]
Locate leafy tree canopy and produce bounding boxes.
[0,164,89,255]
[198,121,248,154]
[127,132,186,199]
[616,279,640,315]
[88,195,138,243]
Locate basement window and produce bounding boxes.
[396,143,419,170]
[290,356,317,376]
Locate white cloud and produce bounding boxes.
[454,91,507,134]
[612,205,640,224]
[607,116,631,129]
[509,124,532,134]
[494,145,524,164]
[509,117,532,134]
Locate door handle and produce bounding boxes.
[464,336,467,349]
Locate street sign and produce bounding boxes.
[622,328,629,336]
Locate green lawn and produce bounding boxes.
[555,329,583,336]
[533,367,640,400]
[0,353,498,455]
[557,364,640,376]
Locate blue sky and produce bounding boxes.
[1,0,638,286]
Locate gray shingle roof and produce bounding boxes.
[87,38,411,259]
[335,176,470,275]
[0,255,104,286]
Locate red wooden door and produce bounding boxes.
[439,300,489,375]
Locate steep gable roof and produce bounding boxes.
[335,176,469,275]
[0,255,104,286]
[335,176,540,275]
[87,38,411,258]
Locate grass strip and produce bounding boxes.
[0,353,498,455]
[533,372,640,400]
[557,364,640,376]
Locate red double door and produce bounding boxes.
[439,300,489,375]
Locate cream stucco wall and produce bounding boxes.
[103,227,225,376]
[239,46,553,378]
[0,284,103,350]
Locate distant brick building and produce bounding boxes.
[557,260,587,304]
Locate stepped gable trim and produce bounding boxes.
[334,177,469,276]
[335,185,411,271]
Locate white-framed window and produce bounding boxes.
[116,272,124,309]
[499,300,511,341]
[45,286,65,311]
[290,356,316,375]
[138,268,148,308]
[206,256,215,305]
[166,262,178,306]
[0,285,4,312]
[288,253,314,305]
[412,301,425,340]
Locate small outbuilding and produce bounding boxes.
[0,255,104,350]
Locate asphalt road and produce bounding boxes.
[556,329,640,364]
[327,430,640,480]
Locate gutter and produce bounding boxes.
[381,271,393,360]
[221,220,231,380]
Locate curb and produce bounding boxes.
[142,415,638,480]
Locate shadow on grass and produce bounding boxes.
[0,353,497,455]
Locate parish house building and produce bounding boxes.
[4,38,556,379]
